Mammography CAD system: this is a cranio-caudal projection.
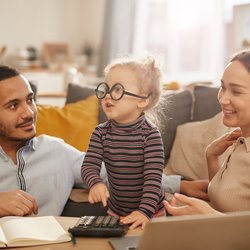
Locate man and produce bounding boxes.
[0,66,89,216]
[0,66,208,217]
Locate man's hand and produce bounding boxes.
[0,190,38,217]
[164,193,220,216]
[180,179,209,201]
[88,183,110,207]
[120,210,149,230]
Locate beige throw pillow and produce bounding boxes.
[164,112,232,180]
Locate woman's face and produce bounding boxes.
[218,60,250,137]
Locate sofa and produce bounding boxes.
[35,82,225,216]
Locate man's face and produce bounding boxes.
[0,75,37,143]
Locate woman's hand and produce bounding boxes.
[164,193,221,216]
[206,128,242,159]
[206,128,242,179]
[88,183,110,207]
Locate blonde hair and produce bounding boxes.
[104,56,162,110]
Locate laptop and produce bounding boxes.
[109,211,250,250]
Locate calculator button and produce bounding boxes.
[101,216,112,227]
[93,216,105,226]
[109,216,119,226]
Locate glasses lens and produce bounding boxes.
[95,82,108,99]
[110,84,124,100]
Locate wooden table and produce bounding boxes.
[8,217,142,250]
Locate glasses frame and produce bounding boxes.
[95,82,151,101]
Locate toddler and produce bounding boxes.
[81,56,165,229]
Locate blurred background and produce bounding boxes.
[0,0,250,102]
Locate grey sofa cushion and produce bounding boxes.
[193,85,221,121]
[65,83,107,123]
[156,90,193,161]
[65,83,95,103]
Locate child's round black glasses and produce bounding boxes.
[95,82,151,101]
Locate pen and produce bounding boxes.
[70,233,77,245]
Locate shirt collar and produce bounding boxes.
[0,137,37,152]
[27,137,37,151]
[0,137,36,160]
[236,137,250,153]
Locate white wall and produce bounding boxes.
[0,0,106,57]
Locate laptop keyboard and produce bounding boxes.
[68,215,129,237]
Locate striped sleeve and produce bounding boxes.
[81,126,104,188]
[139,128,165,218]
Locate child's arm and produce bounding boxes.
[81,127,104,188]
[139,129,165,218]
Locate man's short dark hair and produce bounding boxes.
[0,65,20,81]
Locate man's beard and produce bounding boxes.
[0,130,35,143]
[0,120,35,143]
[8,134,35,142]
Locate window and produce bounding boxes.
[133,0,225,85]
[102,0,250,85]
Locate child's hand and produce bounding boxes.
[120,211,149,230]
[88,183,110,207]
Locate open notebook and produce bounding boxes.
[109,211,250,250]
[0,216,71,248]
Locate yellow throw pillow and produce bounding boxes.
[36,95,98,151]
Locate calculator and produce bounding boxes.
[68,215,129,237]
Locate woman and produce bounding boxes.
[165,49,250,215]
